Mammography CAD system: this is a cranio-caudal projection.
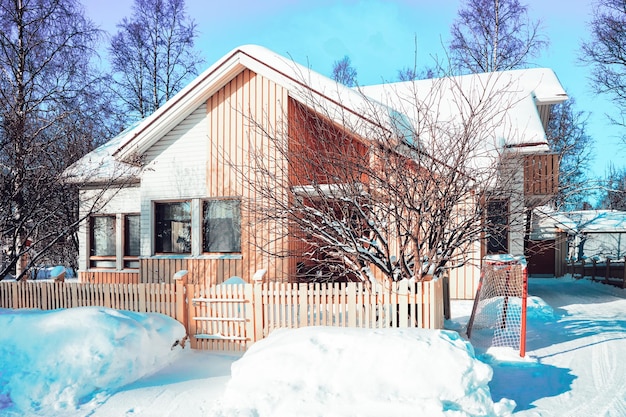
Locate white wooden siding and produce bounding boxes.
[140,103,209,256]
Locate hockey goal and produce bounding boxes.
[466,255,528,357]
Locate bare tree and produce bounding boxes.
[396,67,439,82]
[599,164,626,210]
[233,72,528,284]
[396,35,440,81]
[449,0,548,73]
[108,0,204,121]
[545,99,595,210]
[0,0,120,280]
[332,56,358,87]
[581,0,626,131]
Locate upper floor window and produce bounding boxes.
[203,199,241,253]
[155,201,191,253]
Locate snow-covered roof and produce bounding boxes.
[531,208,626,238]
[64,123,141,184]
[70,45,567,183]
[359,68,568,157]
[530,206,579,240]
[111,44,394,163]
[564,210,626,233]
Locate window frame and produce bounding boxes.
[154,200,192,255]
[89,213,140,270]
[485,199,510,255]
[202,198,242,254]
[123,214,141,269]
[89,215,117,269]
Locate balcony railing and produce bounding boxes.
[524,153,559,197]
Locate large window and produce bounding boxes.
[90,216,116,268]
[155,202,191,253]
[486,199,509,254]
[203,199,241,253]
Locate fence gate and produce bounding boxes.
[185,283,254,352]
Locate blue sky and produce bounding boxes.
[84,0,624,181]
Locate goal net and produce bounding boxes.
[466,255,528,357]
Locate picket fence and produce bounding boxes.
[0,275,445,352]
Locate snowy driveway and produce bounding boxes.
[489,278,626,417]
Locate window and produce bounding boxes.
[89,214,140,269]
[203,199,241,253]
[486,199,509,254]
[155,202,191,253]
[90,216,116,268]
[124,215,140,268]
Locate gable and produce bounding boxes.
[140,102,209,199]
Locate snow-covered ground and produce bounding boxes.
[1,277,625,416]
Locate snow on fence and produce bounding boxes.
[0,276,445,352]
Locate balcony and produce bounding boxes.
[524,153,559,199]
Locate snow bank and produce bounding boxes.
[211,326,515,417]
[0,307,185,414]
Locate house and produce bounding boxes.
[67,45,566,299]
[530,208,626,276]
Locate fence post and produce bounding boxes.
[605,259,610,285]
[252,269,266,343]
[592,259,597,281]
[623,257,626,289]
[174,270,189,335]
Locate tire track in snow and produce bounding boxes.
[565,331,626,417]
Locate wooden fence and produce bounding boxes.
[567,259,626,289]
[0,275,445,352]
[0,281,177,315]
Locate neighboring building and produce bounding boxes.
[66,45,566,298]
[530,209,626,276]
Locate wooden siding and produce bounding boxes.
[446,239,481,300]
[524,153,559,196]
[287,98,367,187]
[286,97,370,281]
[206,69,290,284]
[142,103,208,197]
[140,258,188,283]
[140,103,209,259]
[78,270,139,284]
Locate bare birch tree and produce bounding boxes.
[581,0,626,132]
[108,0,204,122]
[449,0,548,73]
[545,99,595,210]
[599,165,626,210]
[0,0,121,280]
[331,56,358,87]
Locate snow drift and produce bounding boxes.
[211,326,515,417]
[0,307,185,414]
